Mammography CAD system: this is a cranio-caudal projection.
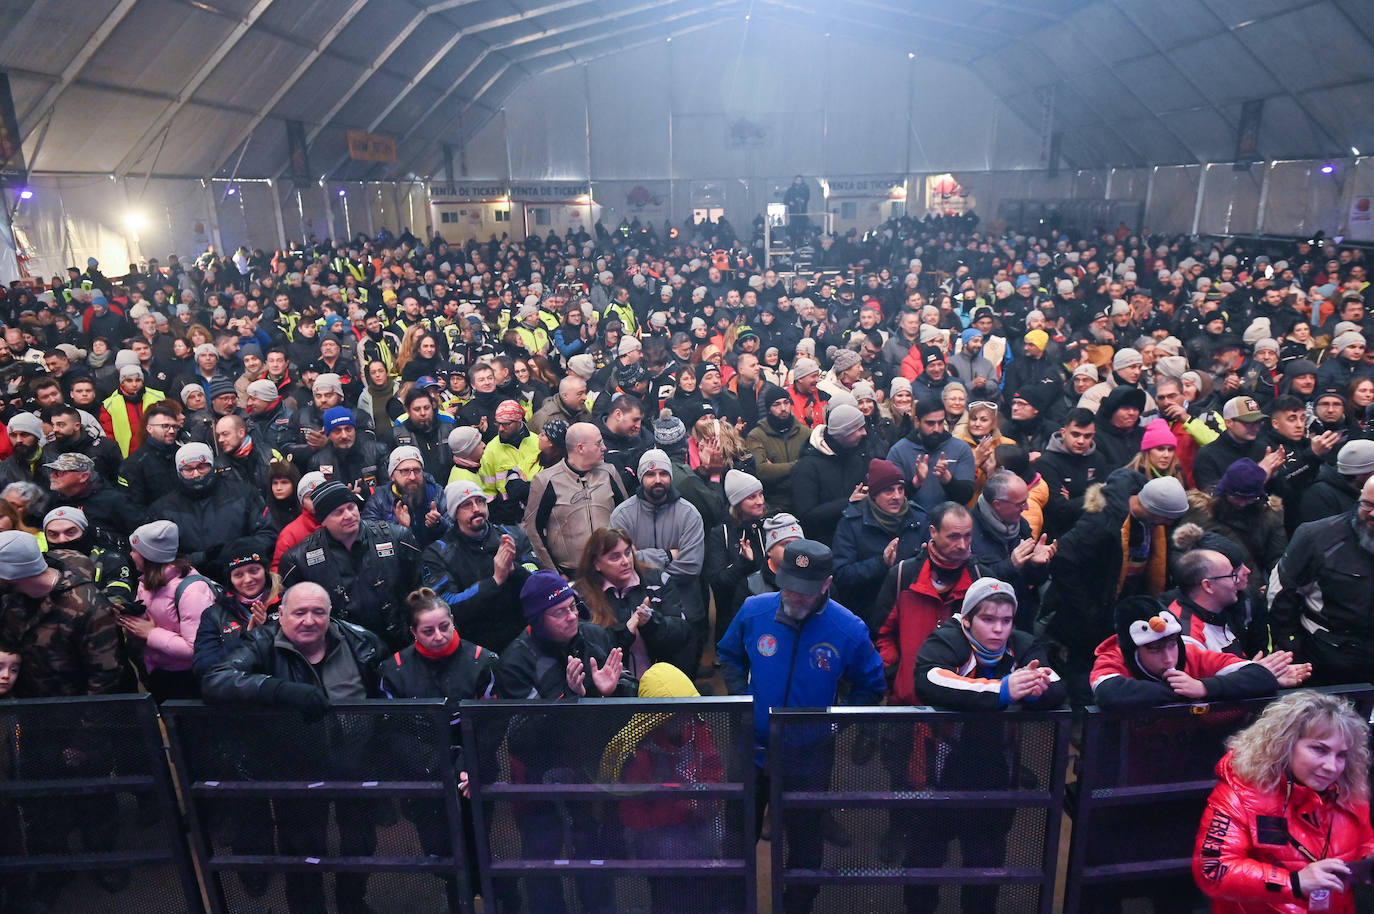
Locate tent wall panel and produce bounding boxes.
[1145,165,1203,234]
[1198,164,1263,236]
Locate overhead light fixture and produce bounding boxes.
[1353,147,1362,156]
[125,212,146,231]
[337,188,347,197]
[743,13,749,19]
[18,189,32,200]
[1321,164,1335,174]
[908,52,916,59]
[225,186,237,196]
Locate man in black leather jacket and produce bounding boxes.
[279,480,420,649]
[202,581,386,914]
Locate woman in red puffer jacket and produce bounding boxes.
[1193,690,1374,913]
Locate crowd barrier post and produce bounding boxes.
[1062,683,1374,914]
[162,699,468,914]
[768,705,1072,914]
[0,693,204,913]
[461,696,757,914]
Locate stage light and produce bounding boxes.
[125,212,147,231]
[18,189,32,200]
[337,188,347,197]
[1321,164,1335,174]
[225,186,237,196]
[1353,147,1362,156]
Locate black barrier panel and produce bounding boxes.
[1063,684,1374,914]
[0,693,202,914]
[461,697,757,914]
[162,700,469,914]
[768,706,1072,914]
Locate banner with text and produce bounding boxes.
[346,130,397,164]
[823,176,907,199]
[508,182,591,203]
[429,182,509,204]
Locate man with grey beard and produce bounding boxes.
[1270,474,1374,686]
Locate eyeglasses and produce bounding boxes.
[1205,570,1242,584]
[1360,500,1374,513]
[543,603,579,619]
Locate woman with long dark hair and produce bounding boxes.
[574,527,690,679]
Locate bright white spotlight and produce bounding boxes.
[1321,164,1335,174]
[226,186,237,196]
[125,212,147,231]
[18,189,33,200]
[337,188,347,197]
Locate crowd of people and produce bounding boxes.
[1,209,1372,912]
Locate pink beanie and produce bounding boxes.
[1140,417,1176,451]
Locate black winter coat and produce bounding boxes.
[790,428,872,545]
[280,521,420,648]
[201,619,386,704]
[419,523,537,654]
[146,474,276,576]
[1271,511,1374,685]
[1298,462,1361,526]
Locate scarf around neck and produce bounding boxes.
[975,495,1021,544]
[867,494,911,535]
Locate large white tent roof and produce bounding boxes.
[3,0,1371,183]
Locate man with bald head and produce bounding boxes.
[202,580,387,914]
[523,421,630,574]
[1271,475,1374,685]
[1169,549,1254,656]
[531,373,592,432]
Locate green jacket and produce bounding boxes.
[745,417,810,511]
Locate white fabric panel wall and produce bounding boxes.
[503,70,592,181]
[1145,166,1202,233]
[10,176,134,282]
[1198,165,1262,236]
[468,21,1046,182]
[588,44,671,179]
[1263,161,1346,238]
[455,114,512,181]
[1108,169,1151,200]
[128,178,214,264]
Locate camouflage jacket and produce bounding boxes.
[0,550,126,697]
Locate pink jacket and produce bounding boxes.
[136,571,215,673]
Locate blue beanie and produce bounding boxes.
[322,406,355,431]
[960,328,983,346]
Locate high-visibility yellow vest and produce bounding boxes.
[102,388,167,457]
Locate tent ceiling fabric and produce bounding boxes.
[4,0,1372,181]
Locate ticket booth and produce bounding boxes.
[509,183,598,241]
[824,177,908,235]
[427,183,512,242]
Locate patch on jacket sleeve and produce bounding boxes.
[1198,809,1230,884]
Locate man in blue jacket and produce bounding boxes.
[717,538,885,914]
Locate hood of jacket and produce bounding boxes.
[801,423,837,457]
[1043,428,1098,458]
[1081,466,1147,516]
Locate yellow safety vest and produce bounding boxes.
[102,388,167,457]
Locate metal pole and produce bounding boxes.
[1191,163,1209,236]
[202,179,224,254]
[1255,161,1272,236]
[321,183,336,242]
[269,179,287,249]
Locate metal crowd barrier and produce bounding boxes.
[461,696,757,914]
[767,706,1072,914]
[1062,684,1374,914]
[162,699,469,914]
[0,693,201,914]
